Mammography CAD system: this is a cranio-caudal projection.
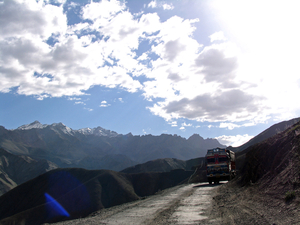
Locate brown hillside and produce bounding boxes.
[239,121,300,196]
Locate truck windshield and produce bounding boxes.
[207,158,215,163]
[218,157,228,162]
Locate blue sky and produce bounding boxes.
[1,0,300,146]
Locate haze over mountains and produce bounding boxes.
[0,121,225,170]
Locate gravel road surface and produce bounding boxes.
[51,181,300,225]
[51,182,221,225]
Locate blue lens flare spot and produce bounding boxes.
[45,193,70,218]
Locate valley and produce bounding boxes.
[0,118,300,224]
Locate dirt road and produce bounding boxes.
[52,183,221,225]
[52,181,300,225]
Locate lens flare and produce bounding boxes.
[45,193,70,218]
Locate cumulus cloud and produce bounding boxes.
[216,134,254,147]
[195,46,238,84]
[209,31,226,42]
[155,89,263,122]
[0,0,281,126]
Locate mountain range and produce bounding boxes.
[0,118,299,224]
[0,121,225,170]
[0,118,300,224]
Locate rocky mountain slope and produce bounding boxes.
[0,148,57,196]
[0,121,225,170]
[209,120,300,225]
[229,117,300,152]
[0,168,193,224]
[239,120,300,193]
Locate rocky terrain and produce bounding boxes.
[228,117,300,152]
[0,148,57,195]
[211,120,300,224]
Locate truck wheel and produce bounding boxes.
[208,178,212,184]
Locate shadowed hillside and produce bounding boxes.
[0,148,57,196]
[237,121,300,197]
[0,168,193,224]
[229,117,300,152]
[121,158,187,173]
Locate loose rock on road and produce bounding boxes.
[53,183,222,225]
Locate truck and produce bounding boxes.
[206,147,236,184]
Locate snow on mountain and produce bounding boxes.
[50,122,74,135]
[17,121,48,130]
[16,121,118,137]
[77,126,119,137]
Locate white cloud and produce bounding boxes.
[162,3,174,10]
[100,100,110,107]
[148,1,174,10]
[75,101,85,105]
[219,122,240,130]
[209,0,300,122]
[84,107,93,111]
[169,121,177,127]
[182,122,192,127]
[216,134,254,147]
[68,97,81,101]
[209,31,226,42]
[148,1,157,8]
[1,0,299,127]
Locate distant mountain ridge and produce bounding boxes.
[0,121,225,171]
[15,120,119,137]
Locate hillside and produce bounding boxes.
[210,120,300,224]
[121,157,207,183]
[0,148,57,196]
[239,120,300,194]
[229,117,300,152]
[0,168,193,224]
[121,158,187,173]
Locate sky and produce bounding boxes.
[1,0,300,147]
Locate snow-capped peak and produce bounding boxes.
[16,121,118,137]
[77,126,118,137]
[17,121,48,130]
[50,122,74,135]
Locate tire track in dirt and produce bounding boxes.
[51,183,221,225]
